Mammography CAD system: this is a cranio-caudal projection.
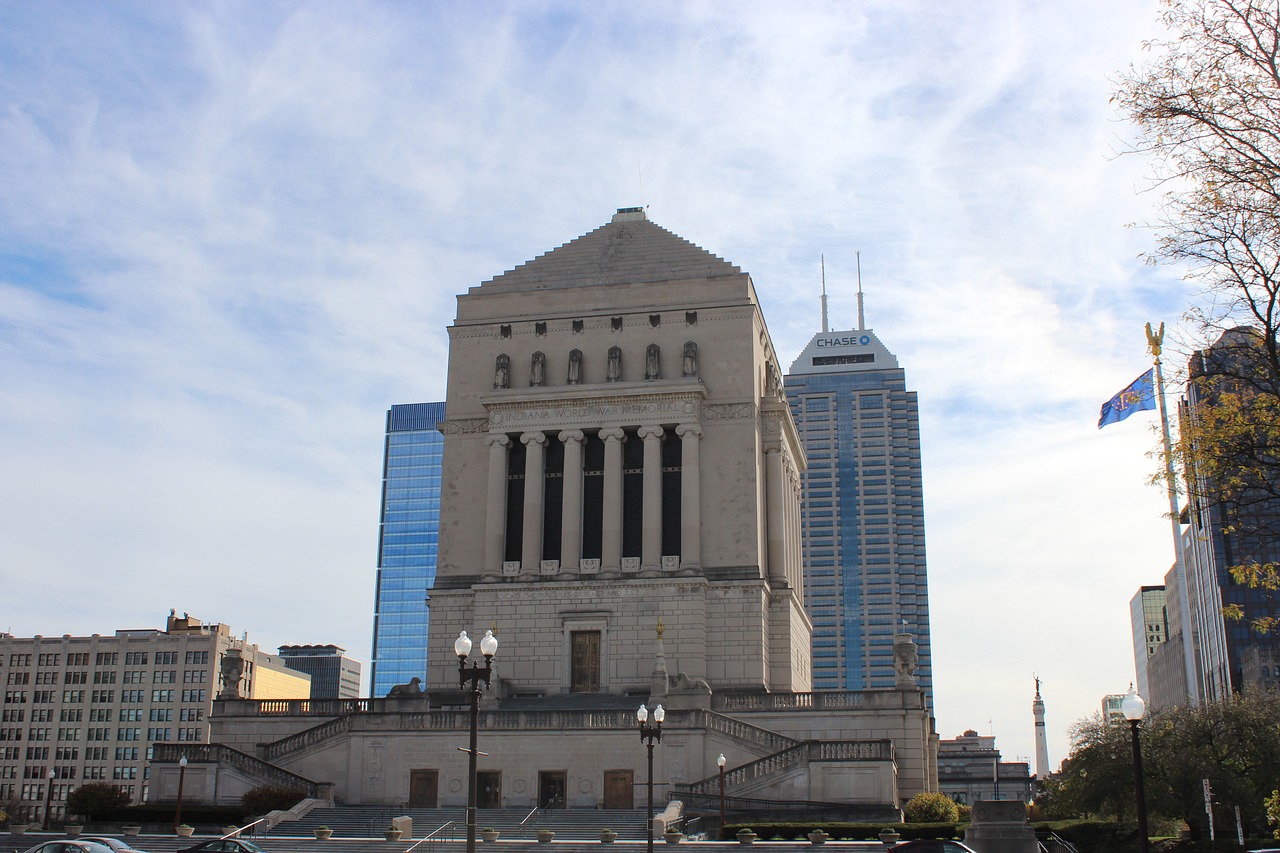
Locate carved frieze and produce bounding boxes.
[487,393,702,431]
[440,418,490,435]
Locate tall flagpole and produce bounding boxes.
[1147,322,1201,705]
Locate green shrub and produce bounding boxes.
[66,783,131,821]
[905,792,961,823]
[240,785,306,816]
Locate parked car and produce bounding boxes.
[22,842,116,853]
[893,841,980,853]
[177,840,268,853]
[79,838,149,853]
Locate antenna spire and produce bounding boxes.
[856,251,866,331]
[820,255,829,333]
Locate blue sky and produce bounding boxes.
[1,0,1196,769]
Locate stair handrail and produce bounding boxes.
[405,820,455,853]
[519,806,539,825]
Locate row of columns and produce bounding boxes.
[765,446,803,590]
[482,424,703,580]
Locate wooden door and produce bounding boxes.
[409,769,438,808]
[603,769,633,809]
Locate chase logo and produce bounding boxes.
[815,335,871,347]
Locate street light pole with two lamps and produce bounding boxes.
[456,629,499,853]
[637,704,665,853]
[1121,686,1150,853]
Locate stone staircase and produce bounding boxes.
[262,808,649,842]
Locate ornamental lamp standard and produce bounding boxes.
[637,703,665,853]
[1120,686,1149,853]
[174,755,189,832]
[456,629,499,853]
[717,753,727,838]
[42,767,55,830]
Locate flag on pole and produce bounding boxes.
[1098,369,1156,429]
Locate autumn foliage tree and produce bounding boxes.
[1115,0,1280,628]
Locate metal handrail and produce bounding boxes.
[405,820,455,853]
[519,806,539,826]
[218,818,266,839]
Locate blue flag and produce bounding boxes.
[1098,369,1157,429]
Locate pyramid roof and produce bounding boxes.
[473,208,742,294]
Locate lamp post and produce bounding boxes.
[637,703,665,853]
[1121,686,1149,853]
[42,767,55,830]
[174,755,188,832]
[456,629,498,853]
[717,753,727,839]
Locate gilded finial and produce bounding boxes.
[1145,321,1165,359]
[656,617,665,639]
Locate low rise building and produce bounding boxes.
[938,730,1032,805]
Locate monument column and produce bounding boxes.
[559,429,585,572]
[638,424,664,577]
[765,447,788,587]
[521,431,548,573]
[483,433,511,580]
[676,423,702,572]
[600,427,626,579]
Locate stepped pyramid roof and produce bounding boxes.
[473,207,742,294]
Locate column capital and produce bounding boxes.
[637,424,665,441]
[521,431,548,447]
[485,433,511,449]
[675,423,702,439]
[559,429,586,445]
[599,427,627,443]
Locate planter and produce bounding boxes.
[807,831,830,845]
[736,829,758,845]
[122,826,141,837]
[878,829,901,846]
[177,826,195,838]
[65,825,84,838]
[314,829,333,840]
[9,825,28,836]
[599,831,617,844]
[481,830,500,843]
[384,830,403,841]
[536,829,555,843]
[664,831,684,844]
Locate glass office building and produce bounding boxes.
[786,329,933,699]
[370,401,445,697]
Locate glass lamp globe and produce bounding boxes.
[1120,685,1146,722]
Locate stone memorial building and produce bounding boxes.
[152,209,937,817]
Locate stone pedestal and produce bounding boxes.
[963,800,1038,853]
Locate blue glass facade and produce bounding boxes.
[786,330,932,700]
[370,401,445,698]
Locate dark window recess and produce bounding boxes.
[612,316,623,331]
[535,322,547,336]
[542,438,564,562]
[581,433,605,560]
[572,319,584,333]
[504,439,526,563]
[649,314,660,327]
[500,325,511,338]
[686,311,697,325]
[622,430,644,557]
[813,353,874,366]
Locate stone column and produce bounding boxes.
[521,432,547,573]
[676,424,702,572]
[638,424,664,577]
[765,447,788,586]
[482,434,510,581]
[599,427,626,579]
[559,429,585,573]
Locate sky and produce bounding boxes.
[0,1,1203,772]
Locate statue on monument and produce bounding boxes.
[607,346,622,382]
[682,341,698,377]
[494,354,510,389]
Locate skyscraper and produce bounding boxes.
[785,318,933,699]
[278,644,363,699]
[370,401,445,697]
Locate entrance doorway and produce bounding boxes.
[539,770,567,809]
[477,770,502,809]
[409,770,438,808]
[603,770,633,809]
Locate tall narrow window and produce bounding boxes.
[570,631,601,693]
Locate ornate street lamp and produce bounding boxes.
[42,767,55,830]
[456,629,499,853]
[717,753,727,839]
[1121,686,1149,853]
[637,703,665,853]
[174,755,188,832]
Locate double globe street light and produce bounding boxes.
[456,629,499,853]
[637,703,666,853]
